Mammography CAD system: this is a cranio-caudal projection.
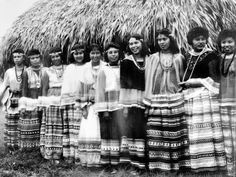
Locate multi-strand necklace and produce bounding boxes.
[15,66,24,82]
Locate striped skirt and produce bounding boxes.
[119,107,147,169]
[99,110,122,165]
[146,93,190,171]
[4,113,20,150]
[220,104,236,176]
[78,105,101,167]
[61,104,82,161]
[18,110,41,150]
[40,105,63,160]
[184,88,226,172]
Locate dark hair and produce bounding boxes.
[217,29,236,52]
[68,44,89,64]
[12,48,24,54]
[88,43,103,54]
[48,47,67,66]
[104,42,124,62]
[187,27,209,45]
[155,28,179,54]
[126,34,150,57]
[27,49,41,56]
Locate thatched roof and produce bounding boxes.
[1,0,236,67]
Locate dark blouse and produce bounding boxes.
[183,51,220,82]
[120,58,145,91]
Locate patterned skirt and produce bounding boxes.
[220,103,236,176]
[99,109,122,165]
[4,113,20,150]
[119,107,147,169]
[40,105,63,160]
[183,88,226,172]
[78,105,101,167]
[61,104,82,161]
[18,110,41,150]
[146,93,190,172]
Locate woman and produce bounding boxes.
[217,29,236,176]
[119,34,149,173]
[0,49,26,152]
[18,49,47,150]
[39,47,66,163]
[181,27,226,172]
[78,43,106,167]
[60,44,89,163]
[144,29,189,172]
[95,43,123,172]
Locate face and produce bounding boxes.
[128,37,142,55]
[12,53,24,66]
[29,54,41,67]
[73,49,84,63]
[192,35,207,51]
[107,47,119,63]
[50,53,61,66]
[221,37,236,54]
[90,48,102,63]
[157,34,170,51]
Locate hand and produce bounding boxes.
[82,107,88,119]
[103,111,110,119]
[123,107,128,118]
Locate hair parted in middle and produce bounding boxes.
[217,29,236,52]
[68,43,90,64]
[104,42,124,62]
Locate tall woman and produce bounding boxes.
[181,27,226,171]
[78,43,106,167]
[39,47,66,162]
[144,29,189,172]
[60,44,89,163]
[95,43,123,171]
[0,49,26,152]
[18,49,47,150]
[217,29,236,176]
[119,34,149,172]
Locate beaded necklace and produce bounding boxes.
[15,66,24,82]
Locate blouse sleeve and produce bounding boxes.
[41,71,49,96]
[208,52,220,82]
[21,70,29,97]
[0,70,10,101]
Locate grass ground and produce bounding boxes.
[0,111,227,177]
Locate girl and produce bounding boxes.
[78,43,106,167]
[95,43,124,173]
[119,34,149,174]
[18,49,47,150]
[180,27,226,172]
[0,49,26,152]
[144,29,189,172]
[39,47,66,163]
[60,44,89,163]
[217,29,236,176]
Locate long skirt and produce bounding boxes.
[18,110,41,150]
[99,109,122,165]
[61,104,82,161]
[220,104,236,176]
[184,88,226,171]
[146,93,190,172]
[40,105,63,160]
[4,113,20,150]
[78,105,101,167]
[119,107,147,169]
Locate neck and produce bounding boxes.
[160,49,171,54]
[15,64,24,69]
[75,62,83,65]
[92,60,100,67]
[31,65,41,69]
[109,62,119,66]
[133,53,141,59]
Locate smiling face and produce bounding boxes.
[29,54,41,67]
[12,53,24,66]
[221,37,236,54]
[192,35,207,52]
[50,53,61,66]
[107,47,119,64]
[157,34,170,51]
[73,49,84,63]
[128,37,142,55]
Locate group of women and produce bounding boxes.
[0,26,235,176]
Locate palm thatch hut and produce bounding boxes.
[1,0,236,70]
